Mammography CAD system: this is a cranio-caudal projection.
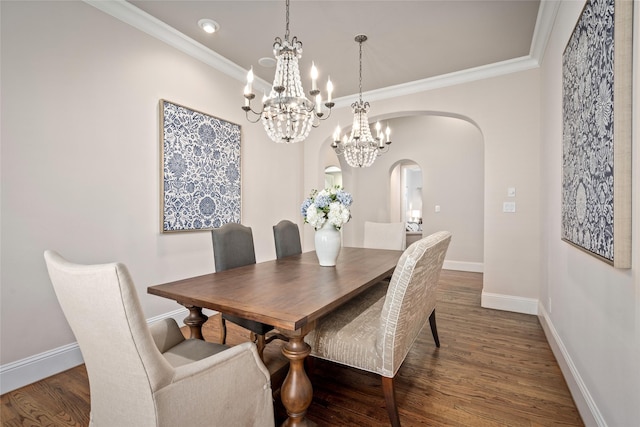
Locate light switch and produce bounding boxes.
[507,187,516,197]
[435,205,441,213]
[503,202,516,213]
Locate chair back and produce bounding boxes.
[273,220,302,259]
[211,223,256,271]
[44,250,173,426]
[375,231,451,377]
[364,221,406,250]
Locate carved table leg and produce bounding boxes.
[181,304,208,340]
[280,324,316,427]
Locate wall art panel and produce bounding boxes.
[160,100,241,232]
[561,0,632,268]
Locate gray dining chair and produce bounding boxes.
[305,231,451,427]
[44,250,274,427]
[211,223,277,360]
[273,219,302,259]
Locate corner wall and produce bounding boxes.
[303,69,542,316]
[538,1,640,425]
[0,1,304,392]
[327,114,485,268]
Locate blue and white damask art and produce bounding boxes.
[161,100,241,232]
[561,0,632,268]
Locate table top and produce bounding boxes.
[148,247,402,332]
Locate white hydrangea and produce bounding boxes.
[328,202,350,229]
[305,203,326,229]
[301,186,352,231]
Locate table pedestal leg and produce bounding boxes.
[280,325,315,427]
[181,304,207,340]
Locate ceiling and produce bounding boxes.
[124,0,541,100]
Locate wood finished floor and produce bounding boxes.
[1,270,583,426]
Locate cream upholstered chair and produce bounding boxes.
[364,221,406,250]
[305,231,451,427]
[273,219,302,259]
[44,250,274,427]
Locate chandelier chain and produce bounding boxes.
[285,0,290,42]
[358,38,363,103]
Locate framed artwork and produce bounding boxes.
[561,0,632,268]
[160,100,241,232]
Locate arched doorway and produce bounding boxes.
[320,112,484,269]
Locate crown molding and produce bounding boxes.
[83,0,272,92]
[339,0,560,105]
[530,0,562,64]
[335,55,540,107]
[84,0,559,105]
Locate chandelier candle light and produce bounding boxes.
[242,0,334,143]
[332,34,391,168]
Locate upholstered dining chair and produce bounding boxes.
[44,250,274,427]
[211,223,276,360]
[273,219,302,259]
[304,231,451,427]
[364,221,406,250]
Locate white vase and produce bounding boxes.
[315,221,341,266]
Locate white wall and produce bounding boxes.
[0,1,304,370]
[3,2,637,424]
[322,114,484,265]
[538,1,640,425]
[303,69,542,311]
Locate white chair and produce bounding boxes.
[305,231,451,427]
[363,221,407,250]
[44,250,274,427]
[364,221,407,284]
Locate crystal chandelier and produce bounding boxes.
[242,0,334,143]
[332,34,391,168]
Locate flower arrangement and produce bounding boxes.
[301,186,353,230]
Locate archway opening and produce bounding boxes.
[319,112,484,271]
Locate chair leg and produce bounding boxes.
[218,315,227,345]
[429,309,440,348]
[244,332,266,362]
[381,376,401,427]
[256,334,266,361]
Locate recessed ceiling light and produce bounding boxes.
[198,19,219,34]
[258,57,276,68]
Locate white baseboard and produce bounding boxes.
[443,260,484,273]
[480,291,539,315]
[0,342,84,396]
[538,304,604,427]
[0,307,209,395]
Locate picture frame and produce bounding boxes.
[561,0,632,268]
[160,100,242,233]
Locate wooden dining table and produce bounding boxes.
[148,247,402,427]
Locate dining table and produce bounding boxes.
[148,247,402,427]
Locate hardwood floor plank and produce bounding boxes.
[0,270,584,426]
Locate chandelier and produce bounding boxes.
[332,34,391,168]
[242,0,334,143]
